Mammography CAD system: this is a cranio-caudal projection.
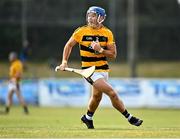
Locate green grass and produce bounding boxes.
[0,106,180,138]
[1,61,180,78]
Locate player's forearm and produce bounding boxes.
[91,42,117,59]
[101,49,117,59]
[61,37,77,64]
[62,44,73,63]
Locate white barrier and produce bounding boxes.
[38,78,180,108]
[100,79,147,108]
[101,79,180,108]
[38,78,90,107]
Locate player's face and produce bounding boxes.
[9,53,16,62]
[87,12,98,28]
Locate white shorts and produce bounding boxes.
[8,81,19,91]
[91,72,109,82]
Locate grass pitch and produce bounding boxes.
[0,106,180,138]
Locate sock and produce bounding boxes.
[85,110,94,120]
[23,106,29,114]
[122,109,132,120]
[5,106,9,113]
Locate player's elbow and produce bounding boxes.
[65,37,77,49]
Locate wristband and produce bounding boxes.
[99,48,104,53]
[62,60,67,64]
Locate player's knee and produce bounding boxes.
[7,95,11,100]
[8,94,13,101]
[8,91,13,98]
[108,91,118,100]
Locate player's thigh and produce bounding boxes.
[15,84,22,97]
[8,82,16,97]
[7,90,14,98]
[93,78,114,95]
[8,81,16,92]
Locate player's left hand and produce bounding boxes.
[91,41,101,52]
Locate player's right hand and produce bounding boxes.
[58,62,68,71]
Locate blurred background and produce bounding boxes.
[0,0,180,78]
[0,0,180,103]
[0,0,180,76]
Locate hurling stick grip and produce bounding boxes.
[64,67,75,72]
[64,68,82,76]
[55,66,75,72]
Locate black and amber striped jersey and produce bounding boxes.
[72,25,115,72]
[9,59,23,81]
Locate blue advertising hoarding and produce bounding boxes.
[0,79,38,105]
[1,78,180,108]
[38,78,90,107]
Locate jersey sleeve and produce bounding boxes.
[9,61,23,81]
[107,30,115,45]
[71,27,82,43]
